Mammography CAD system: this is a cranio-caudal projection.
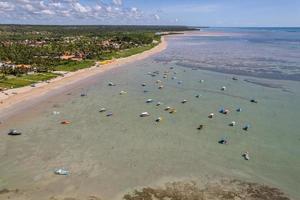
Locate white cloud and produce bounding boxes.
[0,2,15,11]
[0,0,164,25]
[112,0,122,6]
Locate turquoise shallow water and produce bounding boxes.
[0,31,300,199]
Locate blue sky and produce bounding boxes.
[0,0,299,26]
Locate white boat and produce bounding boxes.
[8,129,22,136]
[146,99,153,103]
[181,99,187,104]
[120,91,127,95]
[208,113,214,118]
[230,121,236,126]
[156,117,162,122]
[108,82,116,86]
[99,108,106,112]
[221,86,226,91]
[140,112,150,117]
[242,152,250,160]
[54,168,69,175]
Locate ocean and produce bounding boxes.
[0,28,299,199]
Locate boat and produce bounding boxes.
[230,121,236,126]
[250,99,258,103]
[140,112,150,117]
[99,108,106,112]
[169,108,177,114]
[208,113,214,118]
[81,93,87,97]
[242,152,250,160]
[108,82,116,86]
[236,108,242,112]
[52,111,60,115]
[156,117,162,122]
[146,99,153,103]
[8,129,22,136]
[197,125,204,130]
[177,81,182,84]
[156,102,162,106]
[218,139,228,144]
[171,76,177,80]
[165,106,171,111]
[54,168,69,176]
[158,85,164,89]
[232,77,238,81]
[61,120,71,125]
[195,94,201,98]
[181,99,187,104]
[243,124,250,131]
[141,83,146,87]
[106,112,113,117]
[200,80,204,83]
[120,91,127,95]
[221,86,226,91]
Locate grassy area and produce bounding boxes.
[0,73,58,89]
[99,43,157,61]
[53,60,96,72]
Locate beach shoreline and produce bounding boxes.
[0,35,168,115]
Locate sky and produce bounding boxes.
[0,0,299,26]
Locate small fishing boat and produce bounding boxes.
[99,108,106,112]
[250,99,258,103]
[236,108,242,112]
[169,108,177,114]
[171,76,177,80]
[120,91,127,95]
[177,81,183,84]
[230,121,236,126]
[61,120,71,125]
[53,111,60,115]
[156,117,162,122]
[140,112,150,117]
[141,83,146,87]
[8,129,22,136]
[232,77,238,81]
[197,125,204,130]
[146,99,153,103]
[218,139,228,144]
[81,93,87,97]
[221,86,226,91]
[200,80,204,83]
[243,124,250,131]
[181,99,187,104]
[242,152,250,160]
[158,85,164,89]
[106,112,113,117]
[208,113,214,118]
[165,106,171,111]
[108,82,116,86]
[54,168,69,176]
[156,102,162,106]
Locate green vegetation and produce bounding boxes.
[0,72,58,89]
[53,60,95,72]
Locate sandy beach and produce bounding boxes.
[0,36,168,115]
